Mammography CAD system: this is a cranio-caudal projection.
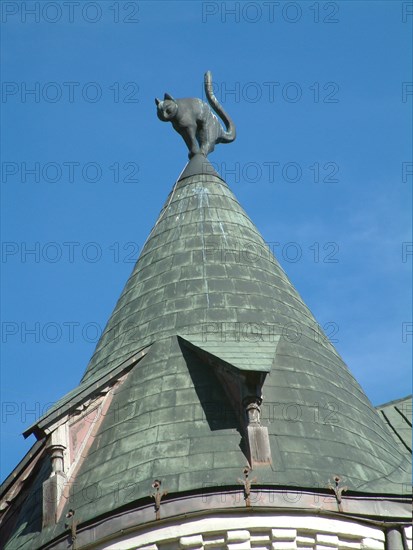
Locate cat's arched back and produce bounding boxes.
[155,71,236,158]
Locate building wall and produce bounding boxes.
[93,514,412,550]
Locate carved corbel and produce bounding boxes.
[241,374,272,467]
[42,425,68,527]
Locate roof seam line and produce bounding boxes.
[380,410,412,454]
[394,405,412,428]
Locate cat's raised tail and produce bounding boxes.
[204,71,236,144]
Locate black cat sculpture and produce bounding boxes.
[155,71,236,159]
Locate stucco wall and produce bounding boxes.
[93,513,411,550]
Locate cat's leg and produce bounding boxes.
[201,141,214,156]
[198,122,214,157]
[181,126,200,158]
[199,116,221,156]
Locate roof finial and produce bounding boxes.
[155,71,236,159]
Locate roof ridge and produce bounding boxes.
[376,394,412,409]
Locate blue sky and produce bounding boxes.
[1,0,411,481]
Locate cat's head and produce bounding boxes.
[155,93,178,121]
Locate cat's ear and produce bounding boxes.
[155,98,161,106]
[164,93,175,101]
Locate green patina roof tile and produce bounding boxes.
[161,372,192,391]
[177,466,219,492]
[180,263,204,279]
[157,419,208,442]
[152,456,190,477]
[213,450,245,469]
[189,434,239,455]
[150,404,200,426]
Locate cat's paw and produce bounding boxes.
[188,151,201,159]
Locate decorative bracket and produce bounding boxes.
[42,426,67,527]
[49,444,65,474]
[244,396,262,425]
[241,374,272,467]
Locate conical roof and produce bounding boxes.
[81,154,307,383]
[8,156,410,548]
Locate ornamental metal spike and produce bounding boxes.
[150,479,168,520]
[237,466,257,507]
[327,475,348,512]
[64,509,78,550]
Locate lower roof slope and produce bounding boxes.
[62,158,411,495]
[377,395,412,461]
